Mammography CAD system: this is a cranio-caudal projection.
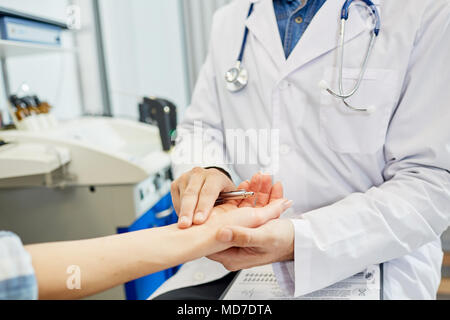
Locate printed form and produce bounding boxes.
[221,264,382,300]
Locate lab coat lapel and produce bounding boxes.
[281,0,370,78]
[245,0,286,69]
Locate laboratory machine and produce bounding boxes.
[0,116,173,299]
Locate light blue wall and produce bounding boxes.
[0,0,83,122]
[99,0,190,120]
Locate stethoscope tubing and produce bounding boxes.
[227,0,381,115]
[325,19,378,101]
[237,3,255,63]
[342,0,381,35]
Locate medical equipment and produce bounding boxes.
[228,0,381,114]
[0,117,173,300]
[319,0,381,114]
[0,142,70,182]
[225,3,254,93]
[215,190,255,205]
[139,97,177,152]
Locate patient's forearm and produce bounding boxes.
[25,224,223,300]
[25,197,289,299]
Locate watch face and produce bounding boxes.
[225,67,240,82]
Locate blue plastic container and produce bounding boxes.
[117,192,181,300]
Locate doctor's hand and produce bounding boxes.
[207,178,295,271]
[208,219,295,271]
[199,174,292,257]
[204,173,287,227]
[172,167,236,229]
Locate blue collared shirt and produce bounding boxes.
[0,232,38,300]
[273,0,327,58]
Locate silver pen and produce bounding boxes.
[215,190,255,205]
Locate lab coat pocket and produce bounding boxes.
[320,67,398,154]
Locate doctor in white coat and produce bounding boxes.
[151,0,450,300]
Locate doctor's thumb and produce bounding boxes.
[217,228,234,243]
[216,226,260,247]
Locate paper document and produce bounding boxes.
[221,264,382,300]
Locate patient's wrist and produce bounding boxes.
[187,224,231,258]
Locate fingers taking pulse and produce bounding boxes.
[173,167,237,229]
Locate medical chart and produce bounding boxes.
[221,264,382,300]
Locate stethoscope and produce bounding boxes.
[225,0,381,114]
[225,3,255,93]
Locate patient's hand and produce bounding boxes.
[200,174,291,248]
[204,174,295,271]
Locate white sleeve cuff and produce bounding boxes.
[272,218,316,298]
[272,261,295,297]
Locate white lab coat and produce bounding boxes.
[151,0,450,300]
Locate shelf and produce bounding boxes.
[0,6,68,29]
[0,39,76,58]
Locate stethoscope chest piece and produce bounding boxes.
[225,62,248,93]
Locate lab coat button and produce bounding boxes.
[280,144,292,155]
[194,272,205,281]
